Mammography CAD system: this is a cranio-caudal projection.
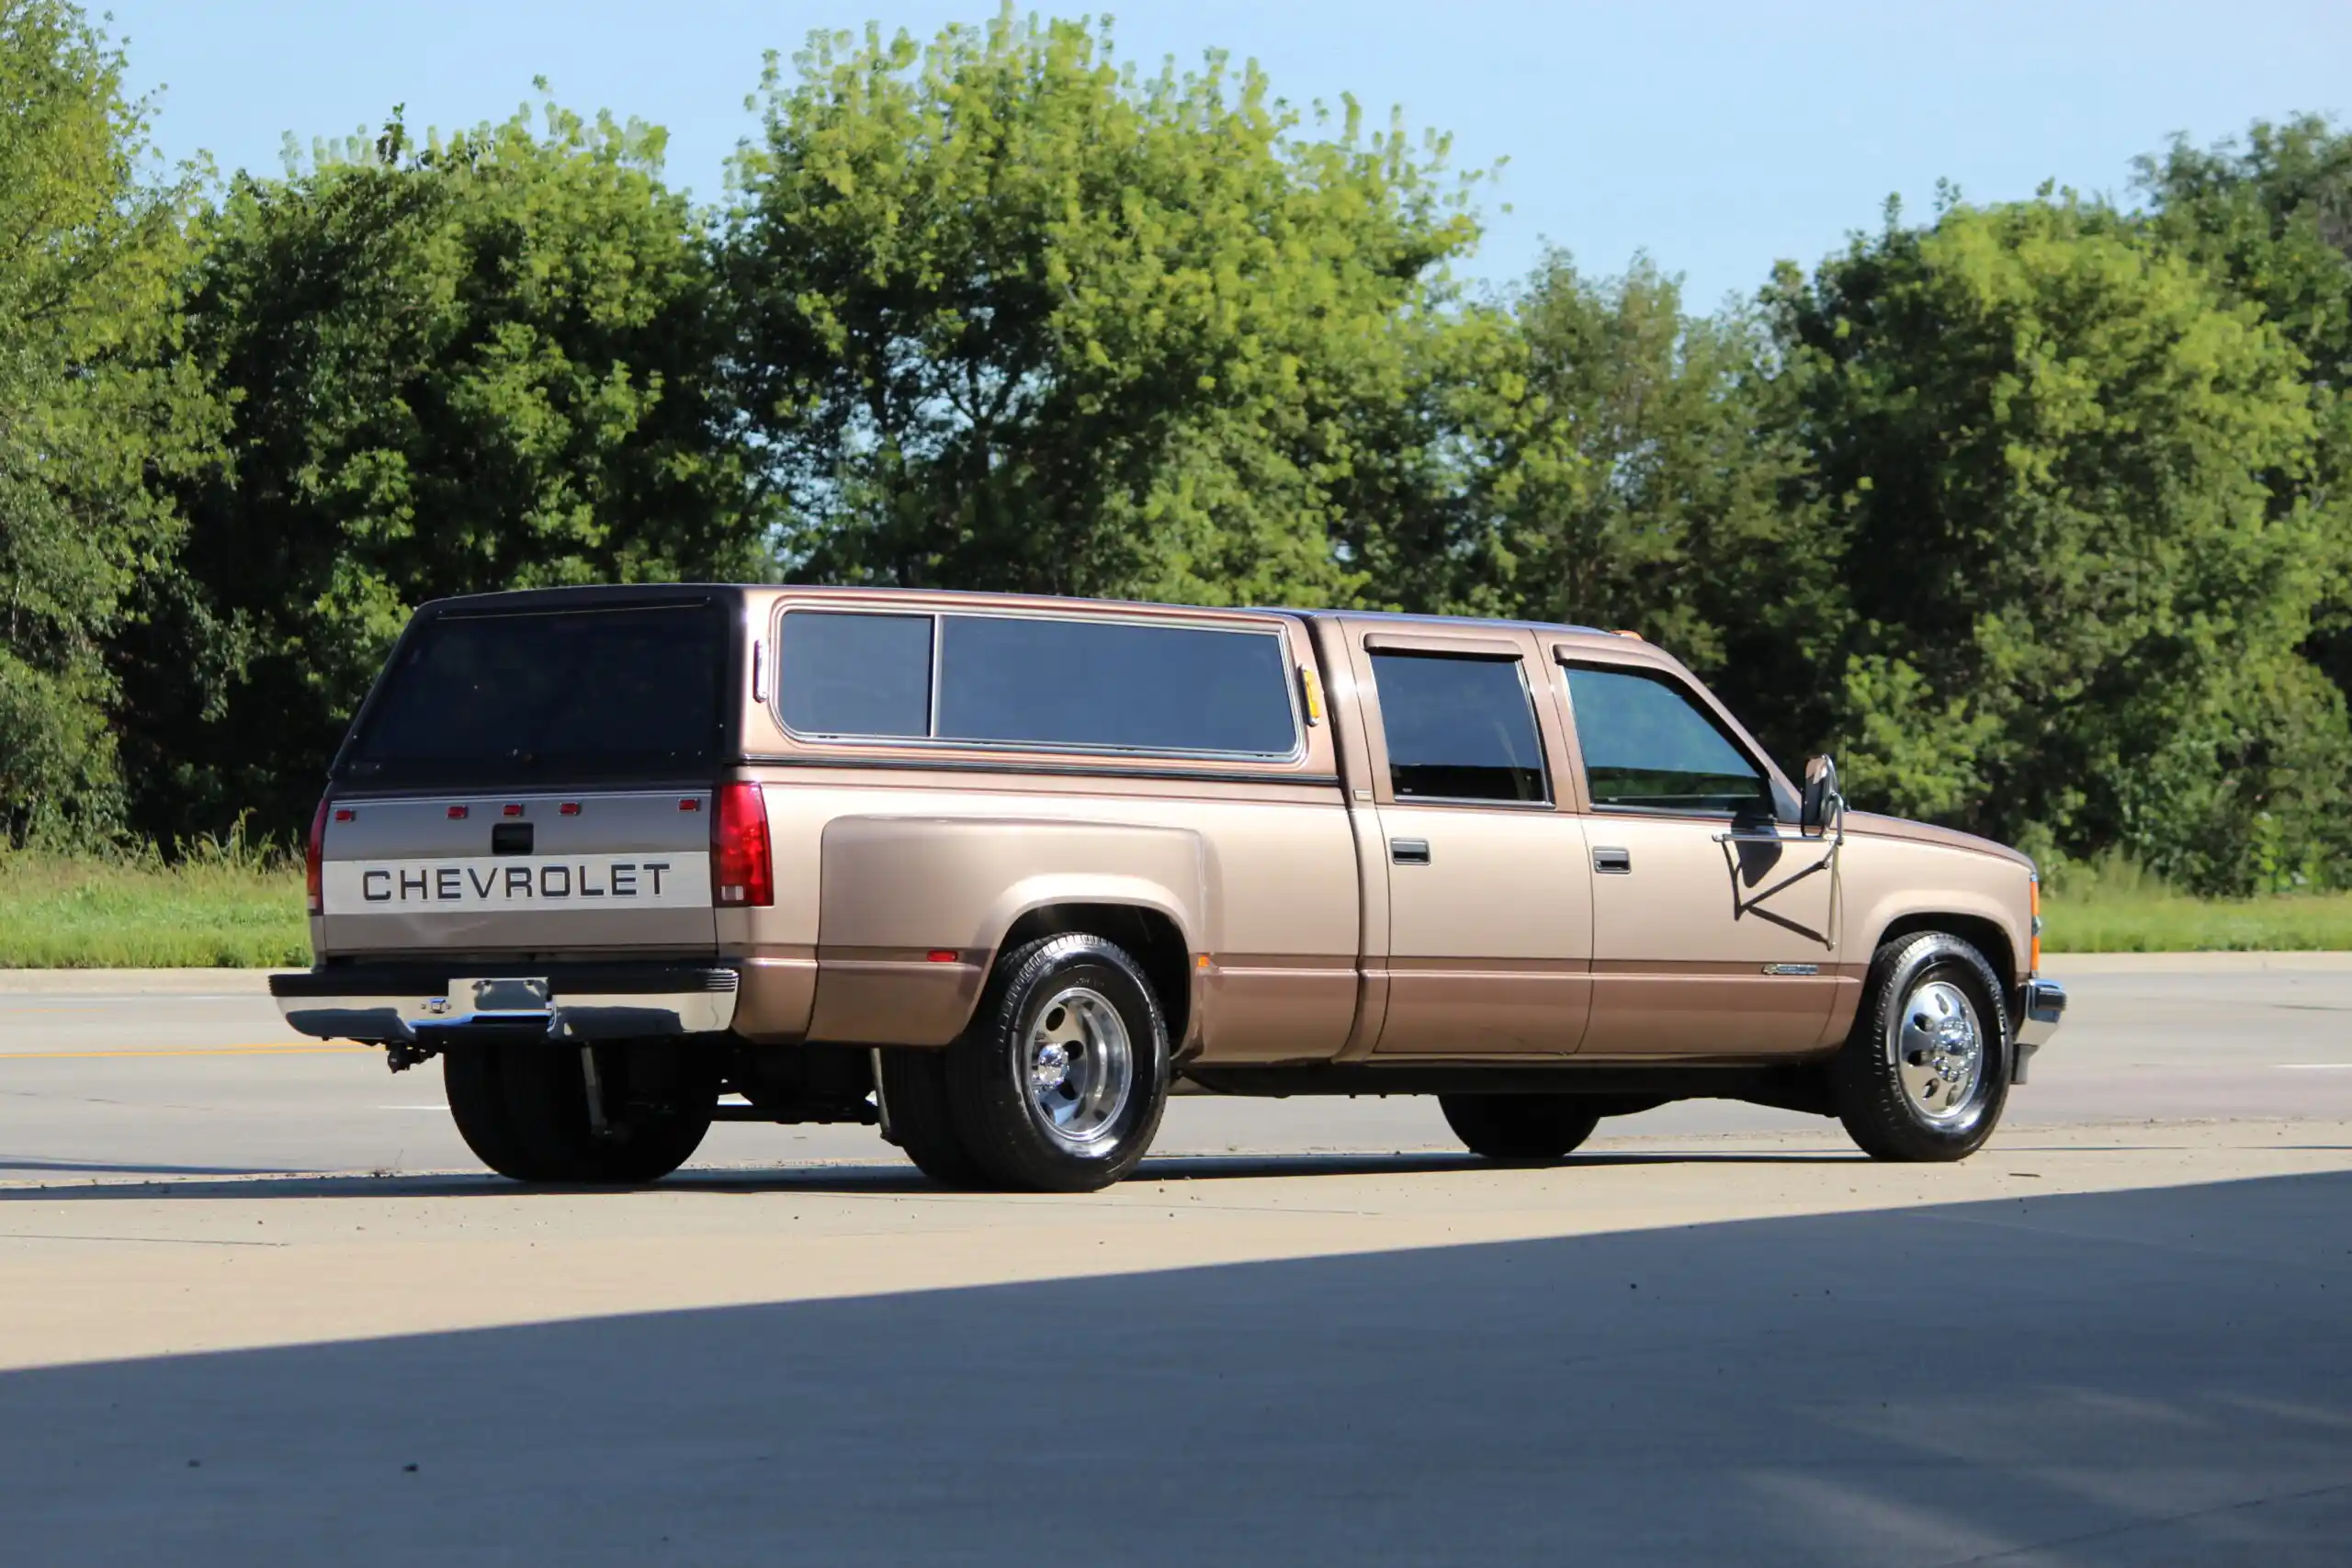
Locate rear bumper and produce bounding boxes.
[269,963,740,1044]
[2010,977,2066,1084]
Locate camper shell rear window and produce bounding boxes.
[338,601,729,788]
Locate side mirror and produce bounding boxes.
[1802,754,1843,837]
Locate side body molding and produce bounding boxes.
[807,816,1209,1046]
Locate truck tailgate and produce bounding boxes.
[318,790,718,955]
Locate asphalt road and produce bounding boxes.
[5,958,2352,1179]
[4,957,2351,1565]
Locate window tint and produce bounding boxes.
[772,609,1300,758]
[1370,652,1548,803]
[777,612,932,739]
[937,615,1295,755]
[1564,665,1770,815]
[340,603,724,787]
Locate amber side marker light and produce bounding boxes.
[2030,874,2043,973]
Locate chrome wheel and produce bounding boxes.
[1023,987,1133,1153]
[1895,977,1988,1126]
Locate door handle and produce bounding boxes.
[1593,846,1632,874]
[1390,838,1431,865]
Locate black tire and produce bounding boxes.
[443,1038,556,1180]
[1439,1094,1601,1164]
[877,1047,989,1187]
[443,1037,717,1184]
[1832,931,2012,1162]
[944,934,1170,1192]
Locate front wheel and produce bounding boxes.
[444,1037,717,1184]
[1832,931,2011,1162]
[944,934,1170,1192]
[1439,1094,1600,1164]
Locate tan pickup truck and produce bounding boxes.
[272,584,2064,1190]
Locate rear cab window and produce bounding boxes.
[338,600,729,789]
[773,607,1302,760]
[1365,650,1549,804]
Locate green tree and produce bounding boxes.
[116,96,768,844]
[0,1,218,843]
[1369,253,1832,763]
[2137,117,2352,708]
[1774,194,2343,889]
[722,8,1479,607]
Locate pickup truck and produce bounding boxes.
[271,584,2065,1191]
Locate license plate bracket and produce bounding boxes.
[452,976,553,1017]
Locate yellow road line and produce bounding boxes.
[0,1043,371,1061]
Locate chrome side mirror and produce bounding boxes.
[1802,754,1844,838]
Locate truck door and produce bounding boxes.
[1344,625,1593,1056]
[1550,651,1839,1056]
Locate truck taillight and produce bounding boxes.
[305,795,330,916]
[712,782,773,908]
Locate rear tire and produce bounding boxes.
[1439,1094,1601,1164]
[1832,931,2011,1162]
[944,934,1170,1192]
[877,1047,988,1188]
[443,1037,717,1184]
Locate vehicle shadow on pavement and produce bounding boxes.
[0,1147,1864,1201]
[3,1170,2349,1566]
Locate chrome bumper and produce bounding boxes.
[269,964,739,1044]
[2011,977,2066,1083]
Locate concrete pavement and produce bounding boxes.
[3,961,2351,1563]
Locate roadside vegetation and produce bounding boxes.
[0,839,307,969]
[2036,852,2352,953]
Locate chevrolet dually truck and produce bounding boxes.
[271,584,2066,1191]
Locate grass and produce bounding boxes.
[3,842,2350,967]
[2039,886,2352,953]
[0,849,309,969]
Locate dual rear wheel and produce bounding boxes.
[444,1035,717,1184]
[883,933,1170,1193]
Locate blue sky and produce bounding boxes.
[107,0,2351,308]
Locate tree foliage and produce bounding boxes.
[1367,254,1832,756]
[114,97,768,843]
[722,10,1479,607]
[1772,196,2341,889]
[0,1,217,842]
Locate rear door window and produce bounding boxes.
[774,609,1300,759]
[339,602,726,788]
[1368,651,1549,804]
[1563,664,1773,816]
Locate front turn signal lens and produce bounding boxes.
[2029,874,2042,975]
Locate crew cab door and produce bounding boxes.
[1344,625,1592,1056]
[1548,649,1838,1056]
